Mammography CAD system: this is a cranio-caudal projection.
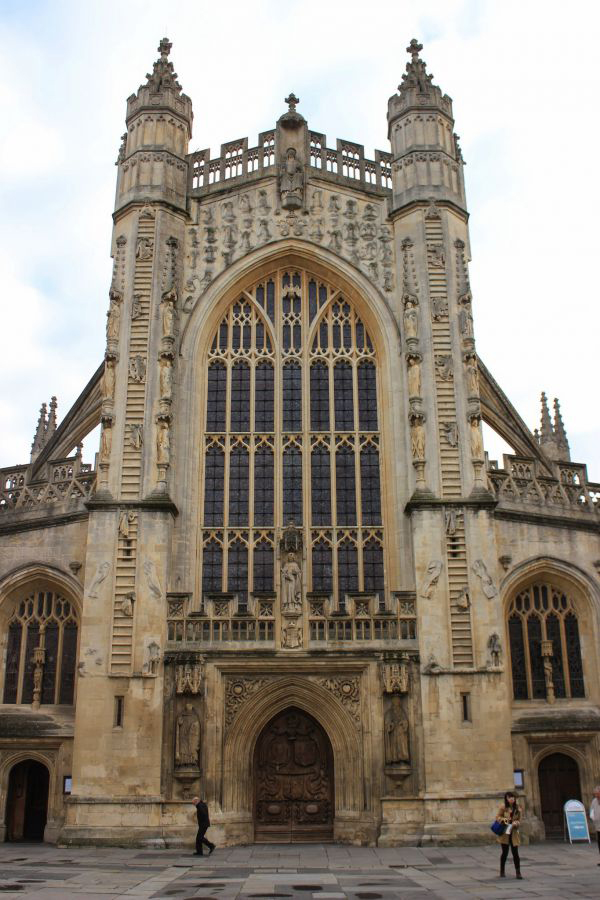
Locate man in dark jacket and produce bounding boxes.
[192,796,215,856]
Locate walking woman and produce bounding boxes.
[495,791,522,879]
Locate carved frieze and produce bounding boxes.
[224,676,270,728]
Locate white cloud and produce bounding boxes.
[0,0,598,481]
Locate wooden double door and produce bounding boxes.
[254,708,334,842]
[538,752,582,839]
[5,760,49,842]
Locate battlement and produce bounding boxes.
[0,453,96,515]
[188,130,392,198]
[487,453,600,519]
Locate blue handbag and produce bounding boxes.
[491,820,506,836]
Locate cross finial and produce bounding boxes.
[285,93,300,112]
[406,39,423,62]
[158,37,172,60]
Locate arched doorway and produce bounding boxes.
[538,752,582,839]
[254,707,334,843]
[5,760,49,842]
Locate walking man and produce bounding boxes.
[192,796,215,856]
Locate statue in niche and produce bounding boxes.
[239,194,252,215]
[258,189,270,213]
[159,358,173,400]
[428,243,445,267]
[403,303,418,340]
[442,422,458,447]
[106,291,122,343]
[257,219,271,243]
[162,296,176,341]
[280,147,304,209]
[465,358,479,396]
[431,297,448,320]
[282,618,303,649]
[99,422,112,463]
[384,696,410,764]
[459,305,474,338]
[102,361,115,400]
[129,355,146,383]
[436,355,453,381]
[469,416,484,460]
[410,416,426,460]
[131,294,142,320]
[420,560,442,599]
[406,355,421,398]
[488,633,502,667]
[143,640,160,675]
[157,420,171,465]
[281,553,302,613]
[175,703,201,767]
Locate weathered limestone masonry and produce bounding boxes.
[0,38,598,848]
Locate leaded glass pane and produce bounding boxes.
[253,542,274,593]
[358,362,378,430]
[229,447,249,526]
[254,447,274,526]
[3,621,21,703]
[310,363,329,431]
[337,540,358,605]
[283,448,303,525]
[334,362,354,431]
[59,622,77,705]
[204,446,225,525]
[230,362,250,432]
[21,622,39,705]
[336,446,356,525]
[509,614,528,699]
[565,613,585,697]
[228,541,248,603]
[202,541,222,593]
[311,446,331,525]
[41,622,58,704]
[527,615,546,699]
[546,612,565,698]
[363,540,384,595]
[283,363,302,432]
[360,447,381,525]
[206,362,226,431]
[255,362,274,432]
[312,541,333,594]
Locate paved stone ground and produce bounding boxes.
[0,842,597,899]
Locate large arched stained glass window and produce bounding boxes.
[200,269,385,606]
[507,582,585,701]
[2,590,78,705]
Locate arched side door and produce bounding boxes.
[6,760,49,842]
[538,752,582,839]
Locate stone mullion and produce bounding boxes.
[559,607,572,698]
[15,622,27,705]
[522,609,534,699]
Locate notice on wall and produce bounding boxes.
[564,799,590,843]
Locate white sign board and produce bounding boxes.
[564,799,590,843]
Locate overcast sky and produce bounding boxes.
[0,0,598,481]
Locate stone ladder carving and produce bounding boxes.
[110,511,138,674]
[424,212,473,666]
[120,211,154,500]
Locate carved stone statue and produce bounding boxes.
[406,355,421,398]
[102,361,115,400]
[118,510,135,539]
[106,290,122,343]
[175,703,201,767]
[157,420,171,466]
[442,422,458,447]
[136,237,153,260]
[143,640,160,675]
[465,358,479,396]
[459,305,474,337]
[403,303,418,340]
[175,662,204,695]
[472,559,498,598]
[469,416,484,460]
[129,423,143,450]
[129,355,146,383]
[282,618,303,649]
[488,632,502,667]
[281,553,302,613]
[410,417,426,460]
[420,560,442,599]
[89,561,110,598]
[280,147,304,209]
[121,593,134,617]
[162,298,176,341]
[159,358,173,400]
[143,559,163,600]
[100,422,112,463]
[384,696,410,764]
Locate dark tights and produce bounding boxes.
[500,836,520,871]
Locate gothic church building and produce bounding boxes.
[0,39,598,846]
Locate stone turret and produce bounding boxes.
[538,392,571,461]
[387,40,466,213]
[115,38,193,214]
[30,402,48,462]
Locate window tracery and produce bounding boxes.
[2,590,78,705]
[507,582,585,701]
[200,269,385,606]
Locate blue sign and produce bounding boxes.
[564,799,590,843]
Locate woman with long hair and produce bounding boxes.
[495,791,522,879]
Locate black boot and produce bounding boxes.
[516,869,522,879]
[500,864,505,878]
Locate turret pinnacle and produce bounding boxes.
[399,39,434,96]
[30,402,48,462]
[47,396,57,438]
[553,398,570,460]
[144,37,182,95]
[539,392,553,444]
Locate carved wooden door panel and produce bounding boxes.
[254,708,334,842]
[538,752,581,838]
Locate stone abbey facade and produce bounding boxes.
[0,39,599,847]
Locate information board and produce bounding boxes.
[563,799,590,843]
